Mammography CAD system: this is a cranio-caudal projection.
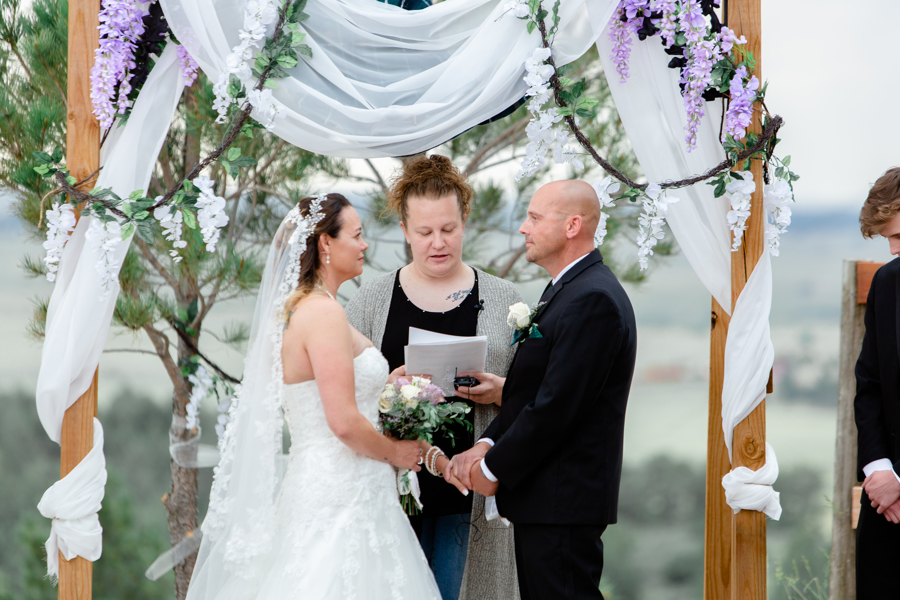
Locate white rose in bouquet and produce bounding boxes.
[400,384,421,408]
[378,386,394,413]
[507,302,531,329]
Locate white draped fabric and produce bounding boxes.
[34,44,185,575]
[597,31,780,517]
[160,0,616,157]
[37,418,107,581]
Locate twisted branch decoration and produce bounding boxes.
[535,14,782,192]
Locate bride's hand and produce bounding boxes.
[437,455,469,496]
[387,365,432,384]
[387,365,406,383]
[390,439,423,471]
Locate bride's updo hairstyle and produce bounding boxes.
[386,154,473,224]
[283,193,352,316]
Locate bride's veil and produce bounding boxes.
[186,197,327,599]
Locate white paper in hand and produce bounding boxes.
[404,327,487,395]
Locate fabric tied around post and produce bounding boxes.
[37,417,108,582]
[722,442,782,521]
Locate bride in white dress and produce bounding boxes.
[186,194,442,600]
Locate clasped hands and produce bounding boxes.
[863,470,900,524]
[446,441,499,497]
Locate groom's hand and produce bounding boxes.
[470,460,499,497]
[884,499,900,524]
[450,441,491,489]
[864,470,900,514]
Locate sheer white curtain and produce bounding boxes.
[34,44,186,576]
[597,33,780,518]
[160,0,616,157]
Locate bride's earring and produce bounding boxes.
[325,253,330,264]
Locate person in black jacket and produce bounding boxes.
[450,179,636,600]
[855,167,900,600]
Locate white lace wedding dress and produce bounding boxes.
[254,346,442,600]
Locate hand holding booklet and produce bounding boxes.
[404,327,488,396]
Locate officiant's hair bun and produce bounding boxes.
[386,154,472,224]
[861,167,900,238]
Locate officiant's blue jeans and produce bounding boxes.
[416,514,470,600]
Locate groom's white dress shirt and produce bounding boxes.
[863,458,900,484]
[478,252,592,484]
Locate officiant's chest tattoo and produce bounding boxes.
[446,287,472,302]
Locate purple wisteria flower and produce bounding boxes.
[723,65,759,141]
[678,1,720,151]
[652,0,678,48]
[717,26,746,54]
[90,0,148,129]
[608,4,635,83]
[177,45,199,87]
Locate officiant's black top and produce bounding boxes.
[381,269,479,518]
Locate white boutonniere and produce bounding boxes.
[507,301,545,346]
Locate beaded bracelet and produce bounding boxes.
[426,446,446,477]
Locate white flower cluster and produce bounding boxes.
[215,387,237,443]
[247,87,282,130]
[636,183,679,270]
[85,218,124,302]
[502,0,530,18]
[516,47,583,181]
[155,205,187,262]
[186,365,214,431]
[592,176,620,247]
[763,177,793,257]
[43,202,77,282]
[193,176,230,252]
[212,0,279,123]
[724,171,755,252]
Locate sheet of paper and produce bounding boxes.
[404,328,487,396]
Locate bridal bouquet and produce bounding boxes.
[379,376,472,514]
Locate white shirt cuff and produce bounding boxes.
[476,438,495,448]
[480,459,498,482]
[863,458,900,484]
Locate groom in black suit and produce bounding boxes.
[451,180,636,600]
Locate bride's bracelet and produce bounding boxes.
[425,446,446,477]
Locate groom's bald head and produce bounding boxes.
[519,180,601,273]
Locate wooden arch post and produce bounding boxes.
[705,1,767,599]
[60,0,101,597]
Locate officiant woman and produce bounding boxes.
[346,154,522,600]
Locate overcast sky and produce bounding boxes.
[763,0,899,210]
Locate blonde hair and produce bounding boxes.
[385,154,473,224]
[282,193,352,319]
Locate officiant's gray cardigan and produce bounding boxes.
[345,267,522,600]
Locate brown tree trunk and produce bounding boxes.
[182,86,201,179]
[162,333,199,600]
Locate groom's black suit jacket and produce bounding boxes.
[482,249,636,525]
[855,257,900,480]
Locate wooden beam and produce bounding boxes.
[60,0,100,596]
[855,262,884,304]
[727,1,767,598]
[704,298,732,600]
